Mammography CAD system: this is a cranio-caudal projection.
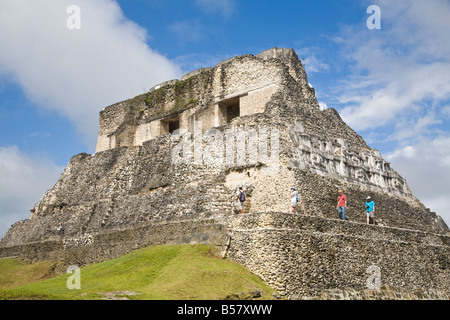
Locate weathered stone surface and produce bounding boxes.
[225,212,449,299]
[0,47,448,299]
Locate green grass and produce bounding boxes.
[0,258,62,290]
[0,244,277,300]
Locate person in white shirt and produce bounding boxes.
[290,187,299,214]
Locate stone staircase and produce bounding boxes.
[204,184,235,215]
[204,184,254,215]
[243,198,252,214]
[223,212,450,299]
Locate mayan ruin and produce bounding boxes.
[1,47,448,299]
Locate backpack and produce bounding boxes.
[239,191,245,202]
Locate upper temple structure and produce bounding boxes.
[1,48,448,299]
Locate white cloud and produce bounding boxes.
[331,0,450,134]
[0,146,64,238]
[0,0,181,149]
[318,0,450,227]
[172,52,234,75]
[378,0,450,59]
[169,20,205,43]
[318,102,329,111]
[442,106,450,119]
[339,62,450,132]
[195,0,236,18]
[295,46,330,74]
[386,137,450,226]
[302,56,330,74]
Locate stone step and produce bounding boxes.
[225,212,450,247]
[243,199,252,214]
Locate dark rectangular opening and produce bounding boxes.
[219,96,240,124]
[226,104,240,123]
[161,116,180,135]
[168,119,180,134]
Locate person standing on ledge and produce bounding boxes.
[235,187,245,214]
[337,190,347,220]
[365,196,376,225]
[290,187,299,214]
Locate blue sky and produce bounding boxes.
[1,0,450,237]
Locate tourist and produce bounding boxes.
[290,187,299,214]
[337,190,347,220]
[365,196,376,225]
[235,187,245,214]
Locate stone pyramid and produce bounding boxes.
[1,48,448,299]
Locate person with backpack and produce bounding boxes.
[337,189,347,220]
[365,196,376,225]
[290,187,299,214]
[235,187,245,214]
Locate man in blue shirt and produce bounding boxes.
[365,196,376,225]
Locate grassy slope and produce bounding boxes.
[0,244,276,300]
[0,259,62,290]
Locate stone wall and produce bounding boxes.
[0,216,227,266]
[287,120,412,198]
[309,286,449,300]
[1,104,445,246]
[224,212,450,299]
[0,137,234,247]
[94,48,306,153]
[1,47,448,300]
[1,212,448,300]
